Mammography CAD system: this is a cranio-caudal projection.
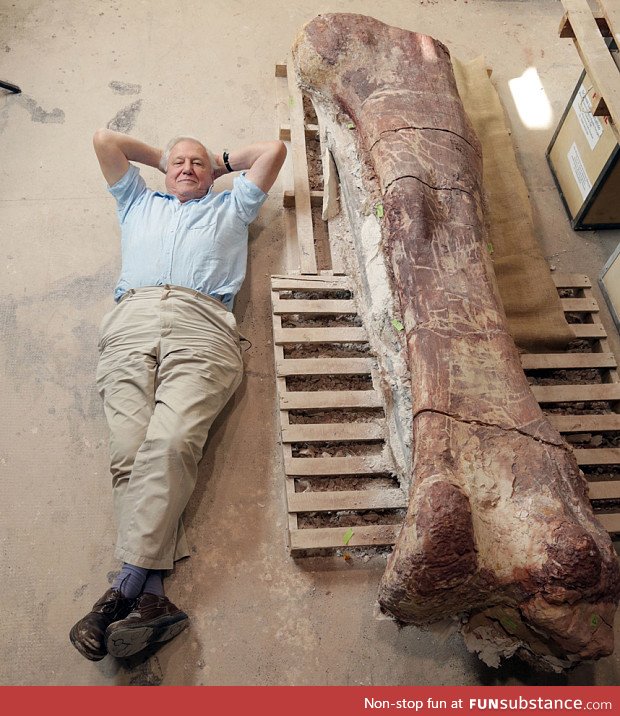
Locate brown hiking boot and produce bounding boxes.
[105,592,189,658]
[69,588,135,661]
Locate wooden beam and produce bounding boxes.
[599,0,620,47]
[271,275,352,291]
[282,422,384,443]
[279,123,319,141]
[596,512,620,534]
[559,12,612,39]
[274,327,368,344]
[552,273,592,288]
[287,57,318,274]
[549,414,620,432]
[288,489,406,513]
[521,353,617,370]
[531,383,620,402]
[285,455,391,476]
[588,481,620,500]
[273,298,357,315]
[570,323,607,339]
[289,524,400,550]
[560,297,599,312]
[574,448,620,465]
[277,357,373,376]
[283,189,324,208]
[560,0,620,131]
[280,389,383,409]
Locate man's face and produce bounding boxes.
[165,140,213,202]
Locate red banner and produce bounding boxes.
[1,685,619,715]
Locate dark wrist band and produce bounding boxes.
[223,151,233,172]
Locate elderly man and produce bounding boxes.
[70,129,286,661]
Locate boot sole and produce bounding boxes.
[105,612,189,658]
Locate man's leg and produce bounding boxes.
[70,304,160,660]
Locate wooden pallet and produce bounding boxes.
[272,63,620,552]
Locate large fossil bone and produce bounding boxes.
[292,13,619,671]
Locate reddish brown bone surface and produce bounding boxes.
[292,13,619,671]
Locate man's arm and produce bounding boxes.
[93,129,163,186]
[214,140,287,193]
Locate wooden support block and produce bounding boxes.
[282,422,384,443]
[275,63,287,77]
[574,447,620,465]
[271,275,352,291]
[280,390,383,410]
[288,489,406,513]
[588,481,620,500]
[289,524,400,550]
[274,327,368,344]
[277,357,373,376]
[549,414,620,432]
[521,353,617,370]
[560,297,599,312]
[285,455,391,476]
[552,273,592,288]
[273,298,357,315]
[532,383,620,402]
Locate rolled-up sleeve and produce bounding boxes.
[108,164,147,221]
[230,172,268,224]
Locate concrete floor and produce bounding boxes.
[1,0,619,686]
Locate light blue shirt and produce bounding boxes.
[108,164,268,310]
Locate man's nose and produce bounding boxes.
[182,160,193,173]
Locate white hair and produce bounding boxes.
[161,135,218,172]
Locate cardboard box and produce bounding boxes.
[547,51,620,230]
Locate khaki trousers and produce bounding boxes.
[96,285,243,570]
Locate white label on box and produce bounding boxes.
[572,83,603,149]
[567,142,593,200]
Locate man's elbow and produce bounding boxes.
[93,128,115,150]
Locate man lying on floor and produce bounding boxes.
[70,128,285,660]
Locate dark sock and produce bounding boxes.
[112,563,149,598]
[142,570,165,597]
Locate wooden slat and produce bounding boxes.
[574,448,620,465]
[274,327,368,344]
[596,513,620,534]
[279,123,319,141]
[521,353,617,370]
[588,481,620,500]
[599,0,620,48]
[560,297,599,312]
[280,390,382,409]
[282,422,384,443]
[271,275,352,291]
[570,323,608,339]
[277,357,373,376]
[561,0,620,132]
[289,524,400,550]
[285,455,391,476]
[288,489,406,513]
[549,414,620,432]
[532,383,620,402]
[552,273,592,288]
[273,298,357,315]
[287,57,317,274]
[283,189,324,208]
